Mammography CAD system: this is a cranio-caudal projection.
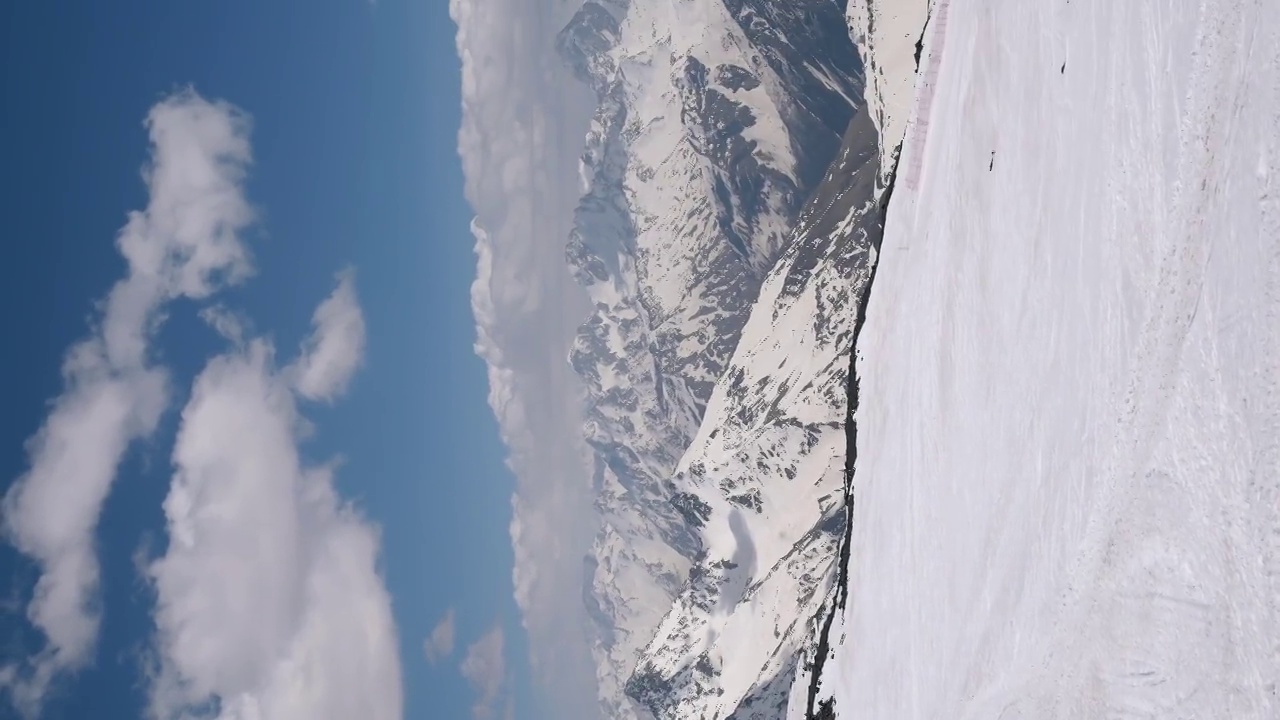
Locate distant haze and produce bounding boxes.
[450,0,601,715]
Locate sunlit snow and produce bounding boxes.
[819,0,1280,717]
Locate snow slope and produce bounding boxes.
[815,0,1280,717]
[627,105,882,719]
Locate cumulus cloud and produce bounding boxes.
[1,89,254,714]
[424,608,457,666]
[460,625,507,720]
[147,277,402,720]
[450,0,602,714]
[290,269,365,402]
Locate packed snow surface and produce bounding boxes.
[821,0,1280,718]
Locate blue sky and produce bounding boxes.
[0,1,535,719]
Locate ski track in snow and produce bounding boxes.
[825,0,1280,717]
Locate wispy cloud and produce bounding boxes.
[424,608,457,666]
[289,268,365,402]
[460,624,507,720]
[1,89,254,715]
[147,276,402,720]
[198,305,248,346]
[449,0,602,713]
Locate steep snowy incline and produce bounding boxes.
[816,0,1280,718]
[845,0,930,188]
[626,105,881,720]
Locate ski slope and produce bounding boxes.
[821,0,1280,717]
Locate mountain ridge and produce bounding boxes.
[553,0,865,716]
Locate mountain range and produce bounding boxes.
[552,0,923,716]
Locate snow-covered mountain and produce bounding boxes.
[541,0,1280,717]
[623,101,881,720]
[554,1,866,717]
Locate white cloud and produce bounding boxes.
[1,89,254,714]
[290,269,365,403]
[147,278,402,720]
[460,625,506,720]
[449,0,603,714]
[424,608,457,666]
[198,305,248,346]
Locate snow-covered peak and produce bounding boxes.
[625,102,882,720]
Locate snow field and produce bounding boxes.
[823,0,1280,718]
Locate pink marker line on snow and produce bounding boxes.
[904,0,952,192]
